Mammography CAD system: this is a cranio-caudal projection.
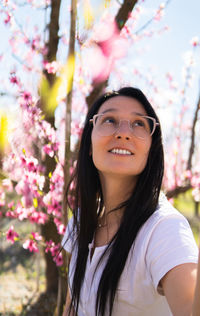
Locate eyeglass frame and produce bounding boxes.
[89,113,159,138]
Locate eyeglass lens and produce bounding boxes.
[94,114,154,139]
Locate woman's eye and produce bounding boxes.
[102,116,117,124]
[133,120,145,127]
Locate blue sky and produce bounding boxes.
[1,1,199,87]
[0,0,200,122]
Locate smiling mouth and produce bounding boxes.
[109,148,133,155]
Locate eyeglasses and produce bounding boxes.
[90,113,159,139]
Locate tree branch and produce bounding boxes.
[187,83,200,171]
[166,184,192,199]
[115,0,138,31]
[165,87,200,199]
[44,0,62,87]
[86,0,138,108]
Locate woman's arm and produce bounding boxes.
[192,250,200,316]
[160,262,197,316]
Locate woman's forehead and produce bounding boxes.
[97,96,147,116]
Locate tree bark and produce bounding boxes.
[57,0,77,315]
[187,85,200,171]
[37,0,62,295]
[166,184,192,199]
[44,0,62,87]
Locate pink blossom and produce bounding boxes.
[0,191,5,207]
[15,203,31,221]
[46,198,62,216]
[45,240,54,253]
[16,181,33,208]
[191,36,199,47]
[192,188,200,202]
[43,144,55,157]
[8,201,14,209]
[54,253,63,266]
[20,156,39,172]
[10,73,20,85]
[29,211,48,224]
[50,244,60,257]
[43,60,59,74]
[166,72,173,82]
[6,226,19,244]
[54,218,66,235]
[4,12,11,24]
[21,91,32,104]
[23,239,39,252]
[31,232,42,241]
[2,178,13,192]
[45,241,63,266]
[184,170,192,179]
[57,223,65,235]
[6,210,16,218]
[88,20,128,82]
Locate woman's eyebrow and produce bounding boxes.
[131,112,146,116]
[100,109,146,116]
[101,108,117,114]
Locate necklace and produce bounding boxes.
[97,206,123,228]
[98,221,107,228]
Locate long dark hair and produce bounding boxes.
[66,87,164,315]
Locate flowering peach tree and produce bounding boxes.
[0,1,200,311]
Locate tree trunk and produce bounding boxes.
[37,0,62,294]
[195,201,199,217]
[41,218,60,293]
[57,0,77,314]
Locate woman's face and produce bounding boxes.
[91,96,152,182]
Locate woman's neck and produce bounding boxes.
[99,173,137,222]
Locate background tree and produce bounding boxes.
[0,0,200,314]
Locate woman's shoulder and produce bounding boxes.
[137,192,194,246]
[150,192,186,224]
[61,216,77,254]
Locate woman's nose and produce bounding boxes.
[114,120,132,140]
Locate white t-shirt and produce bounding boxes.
[62,194,198,316]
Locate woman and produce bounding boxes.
[62,87,198,316]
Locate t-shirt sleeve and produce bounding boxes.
[146,214,198,294]
[61,216,75,254]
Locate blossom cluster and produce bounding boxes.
[45,240,63,266]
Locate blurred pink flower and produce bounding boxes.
[4,12,11,24]
[88,20,128,82]
[43,60,59,74]
[54,253,63,266]
[43,144,55,157]
[23,239,38,252]
[2,179,13,192]
[45,240,54,253]
[21,91,32,104]
[10,73,20,85]
[29,211,48,224]
[6,226,19,244]
[31,232,42,241]
[0,191,5,207]
[191,36,199,47]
